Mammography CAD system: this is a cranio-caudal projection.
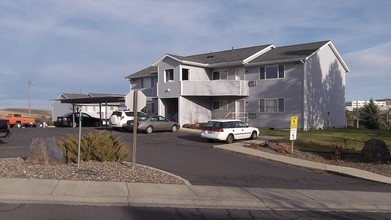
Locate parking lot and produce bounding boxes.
[1,126,391,192]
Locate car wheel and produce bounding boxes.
[16,123,22,128]
[226,134,234,144]
[171,125,178,132]
[146,126,153,134]
[250,131,258,140]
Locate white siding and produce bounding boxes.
[303,45,346,130]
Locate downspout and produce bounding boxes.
[302,59,308,131]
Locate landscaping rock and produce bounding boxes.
[361,139,391,163]
[26,137,66,165]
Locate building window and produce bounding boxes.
[182,68,189,81]
[165,69,174,82]
[212,70,228,80]
[141,78,152,88]
[212,100,228,110]
[260,98,284,112]
[260,65,285,80]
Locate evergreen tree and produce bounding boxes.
[358,99,381,129]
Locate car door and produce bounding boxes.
[227,121,242,139]
[154,116,168,131]
[148,116,159,131]
[236,121,251,139]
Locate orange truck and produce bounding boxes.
[0,113,36,128]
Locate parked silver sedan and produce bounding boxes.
[126,115,179,134]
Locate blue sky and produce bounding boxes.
[0,0,390,110]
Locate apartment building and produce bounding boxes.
[126,40,350,130]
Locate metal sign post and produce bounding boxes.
[77,112,82,168]
[131,91,138,170]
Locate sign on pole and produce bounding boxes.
[290,128,297,140]
[125,90,147,170]
[289,116,299,153]
[125,90,146,111]
[290,115,298,129]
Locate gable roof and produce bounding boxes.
[152,44,273,68]
[248,40,350,72]
[181,44,273,64]
[125,66,158,79]
[249,41,329,64]
[126,40,349,79]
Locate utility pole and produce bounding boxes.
[28,81,34,117]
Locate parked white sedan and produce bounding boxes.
[201,119,259,144]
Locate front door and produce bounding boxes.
[235,68,245,80]
[235,99,246,122]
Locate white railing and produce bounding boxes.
[224,112,248,123]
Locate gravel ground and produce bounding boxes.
[244,141,391,178]
[0,158,185,184]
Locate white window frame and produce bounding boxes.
[165,69,174,82]
[260,65,285,80]
[259,98,284,113]
[212,100,228,110]
[212,69,228,80]
[182,68,189,81]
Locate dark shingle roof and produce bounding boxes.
[126,41,334,79]
[181,44,272,64]
[249,41,329,64]
[125,66,158,79]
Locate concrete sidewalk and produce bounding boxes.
[0,178,391,212]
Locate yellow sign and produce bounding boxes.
[290,116,298,128]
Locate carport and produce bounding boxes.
[56,94,125,128]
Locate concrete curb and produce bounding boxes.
[0,178,390,211]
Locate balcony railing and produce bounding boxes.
[181,80,249,96]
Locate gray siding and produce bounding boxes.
[303,45,346,130]
[158,57,181,98]
[179,97,212,124]
[245,63,304,129]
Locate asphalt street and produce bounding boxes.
[1,127,390,192]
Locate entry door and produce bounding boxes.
[235,68,245,80]
[235,99,245,121]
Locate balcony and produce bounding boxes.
[140,87,157,97]
[181,80,249,96]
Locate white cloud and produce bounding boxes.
[345,42,391,78]
[1,0,391,108]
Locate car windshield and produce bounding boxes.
[112,112,122,116]
[204,121,227,128]
[139,115,149,121]
[60,113,73,117]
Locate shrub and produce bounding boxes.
[358,99,382,129]
[57,131,130,163]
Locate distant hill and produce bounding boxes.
[0,108,51,118]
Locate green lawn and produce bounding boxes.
[259,128,391,153]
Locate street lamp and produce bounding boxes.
[28,81,34,116]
